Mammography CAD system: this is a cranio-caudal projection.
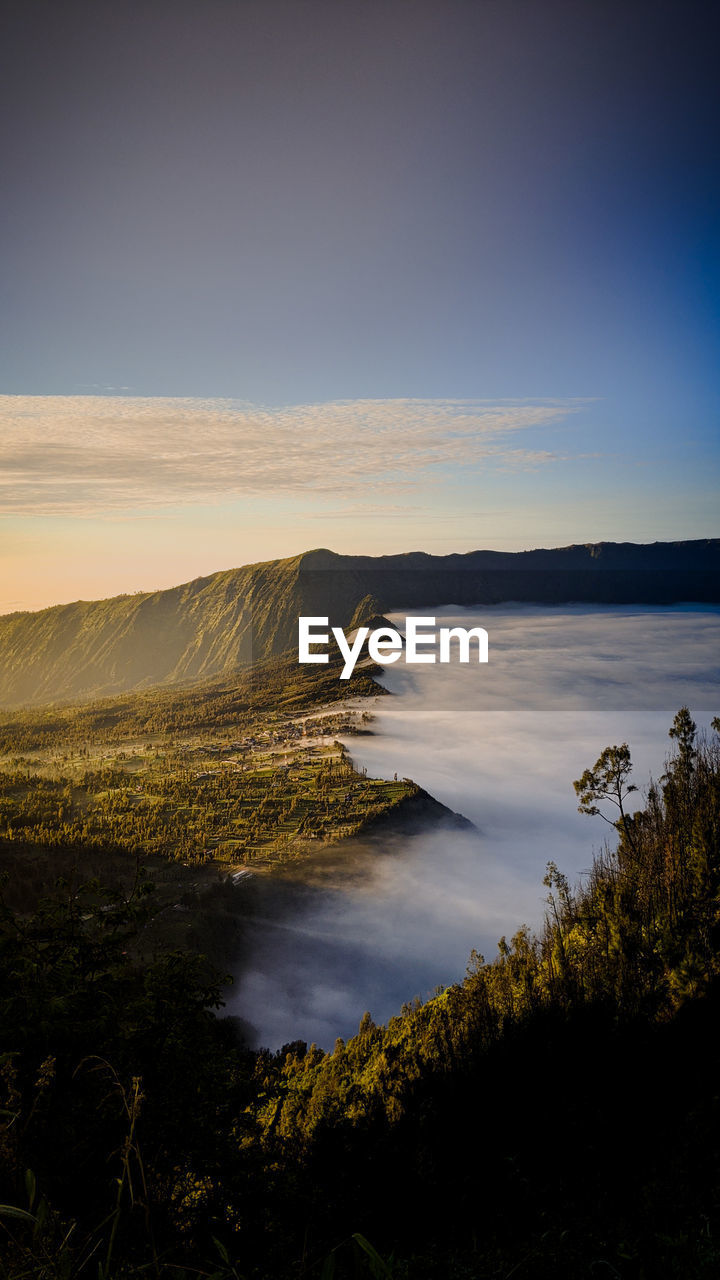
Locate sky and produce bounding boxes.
[1,0,718,612]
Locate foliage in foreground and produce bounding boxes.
[1,710,720,1277]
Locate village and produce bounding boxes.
[0,695,413,875]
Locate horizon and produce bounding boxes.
[2,389,718,614]
[2,533,718,619]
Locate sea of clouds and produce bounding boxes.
[227,605,720,1050]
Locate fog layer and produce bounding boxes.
[227,606,720,1049]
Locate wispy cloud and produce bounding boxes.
[0,395,583,516]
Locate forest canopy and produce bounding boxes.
[1,709,719,1277]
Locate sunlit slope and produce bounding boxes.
[0,540,718,706]
[0,554,304,706]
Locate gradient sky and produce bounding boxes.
[1,0,718,612]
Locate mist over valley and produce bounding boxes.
[227,605,720,1049]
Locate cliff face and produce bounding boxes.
[1,540,718,706]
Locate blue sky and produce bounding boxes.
[0,0,718,611]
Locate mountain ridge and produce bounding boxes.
[1,539,718,707]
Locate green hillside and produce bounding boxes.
[0,653,427,899]
[1,540,718,706]
[0,554,304,707]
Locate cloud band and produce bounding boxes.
[0,395,580,515]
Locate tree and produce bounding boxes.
[573,742,638,853]
[665,705,697,788]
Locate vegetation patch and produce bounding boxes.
[0,710,719,1277]
[0,656,413,898]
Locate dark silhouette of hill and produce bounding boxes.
[0,540,718,706]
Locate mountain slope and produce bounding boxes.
[1,539,718,706]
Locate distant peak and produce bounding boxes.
[299,548,341,569]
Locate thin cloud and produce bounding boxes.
[0,395,583,516]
